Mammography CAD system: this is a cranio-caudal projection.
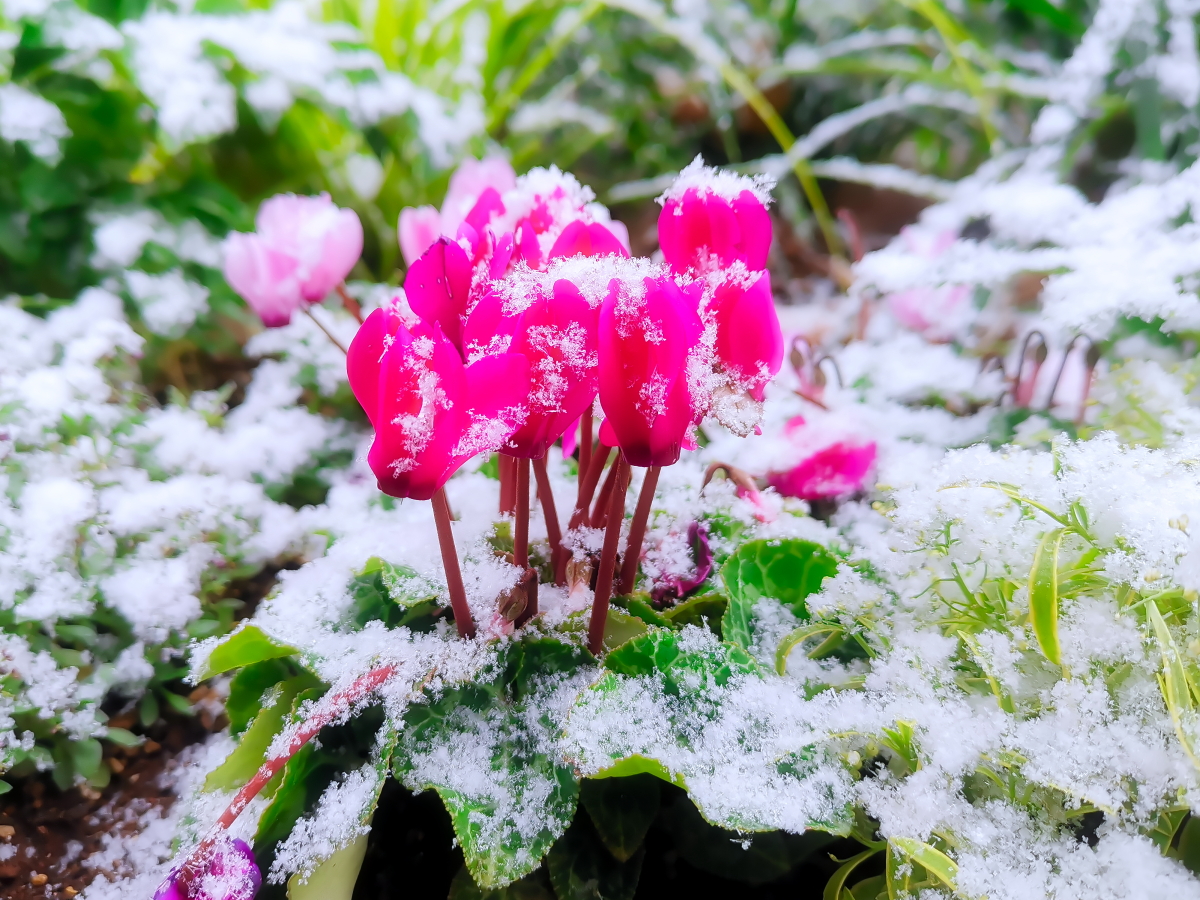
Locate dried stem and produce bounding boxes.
[171,663,396,893]
[514,457,530,568]
[432,488,476,639]
[532,457,564,585]
[303,307,348,354]
[588,454,628,655]
[618,465,660,596]
[335,283,364,324]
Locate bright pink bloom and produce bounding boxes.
[658,169,772,273]
[767,417,876,501]
[224,193,363,326]
[464,278,600,459]
[707,269,783,402]
[548,220,629,261]
[347,305,531,500]
[404,238,473,353]
[597,275,704,467]
[153,838,260,900]
[651,522,712,604]
[397,156,517,266]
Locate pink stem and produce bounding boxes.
[432,488,476,639]
[303,307,348,354]
[617,466,660,596]
[514,457,530,569]
[588,455,629,655]
[335,284,364,324]
[172,664,396,893]
[532,457,564,585]
[499,454,517,517]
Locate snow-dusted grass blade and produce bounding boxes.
[823,847,880,900]
[887,837,958,896]
[1148,603,1200,773]
[1028,528,1066,666]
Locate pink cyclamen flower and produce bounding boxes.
[597,274,704,467]
[706,267,784,403]
[768,417,876,501]
[347,305,531,500]
[404,237,474,352]
[398,156,517,266]
[883,227,969,341]
[153,838,260,900]
[658,157,773,274]
[464,276,600,459]
[224,193,363,326]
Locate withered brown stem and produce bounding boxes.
[432,488,476,639]
[588,454,629,655]
[617,465,660,596]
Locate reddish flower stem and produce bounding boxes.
[303,307,348,354]
[514,457,530,569]
[499,454,517,517]
[532,457,564,585]
[569,444,612,531]
[591,459,622,529]
[588,454,629,655]
[432,488,476,639]
[172,663,397,893]
[579,405,593,481]
[335,283,364,324]
[617,465,660,596]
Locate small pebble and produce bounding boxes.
[31,872,47,886]
[0,825,13,839]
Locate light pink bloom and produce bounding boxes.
[347,305,530,500]
[597,275,704,467]
[884,227,969,341]
[224,193,363,326]
[767,416,876,501]
[397,156,517,266]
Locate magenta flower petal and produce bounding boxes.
[658,162,773,274]
[548,221,630,261]
[153,837,260,900]
[710,270,783,401]
[441,156,517,236]
[398,205,442,267]
[404,238,473,354]
[598,275,703,467]
[348,308,530,500]
[769,441,877,501]
[651,522,713,604]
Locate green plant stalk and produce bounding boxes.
[488,0,604,133]
[900,0,998,148]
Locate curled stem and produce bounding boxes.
[170,663,397,894]
[432,488,476,639]
[588,454,629,655]
[618,465,660,596]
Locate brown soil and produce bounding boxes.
[0,715,210,900]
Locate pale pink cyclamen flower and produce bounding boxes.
[767,415,876,501]
[346,304,531,500]
[398,155,518,266]
[224,193,363,326]
[153,838,260,900]
[884,227,970,341]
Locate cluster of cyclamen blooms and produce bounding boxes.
[347,159,784,649]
